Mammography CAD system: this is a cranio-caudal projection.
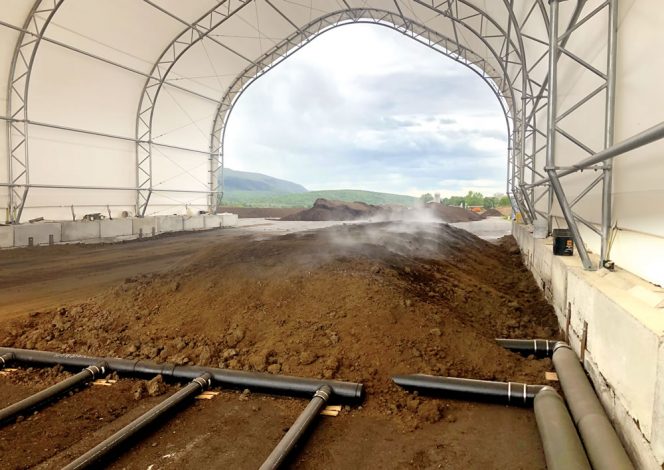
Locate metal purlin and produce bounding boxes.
[5,0,64,224]
[208,7,523,213]
[134,0,252,218]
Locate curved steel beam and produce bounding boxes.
[134,0,252,217]
[5,0,64,223]
[208,8,522,212]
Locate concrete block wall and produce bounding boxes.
[513,223,664,469]
[100,219,133,238]
[132,217,157,238]
[0,213,237,249]
[13,222,61,246]
[156,215,184,233]
[61,221,100,242]
[0,225,12,248]
[183,215,205,231]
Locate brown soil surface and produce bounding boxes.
[424,203,484,223]
[0,222,558,469]
[482,208,504,218]
[219,207,304,218]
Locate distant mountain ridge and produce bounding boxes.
[223,168,308,194]
[219,168,417,208]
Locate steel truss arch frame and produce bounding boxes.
[134,0,252,217]
[208,4,532,214]
[5,0,64,223]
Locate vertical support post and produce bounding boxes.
[601,0,618,266]
[545,0,593,270]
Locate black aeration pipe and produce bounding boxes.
[260,385,332,470]
[392,374,544,406]
[0,347,363,403]
[0,352,14,369]
[0,362,106,424]
[552,342,634,470]
[534,386,591,470]
[62,373,211,470]
[495,338,557,357]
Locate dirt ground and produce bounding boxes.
[0,221,559,469]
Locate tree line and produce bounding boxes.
[419,191,510,208]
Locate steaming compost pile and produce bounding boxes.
[0,222,558,469]
[282,198,484,223]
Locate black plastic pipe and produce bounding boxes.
[0,362,106,423]
[552,342,634,470]
[0,347,364,403]
[495,338,557,357]
[0,352,14,368]
[62,373,211,470]
[534,386,591,470]
[392,374,544,406]
[260,385,332,470]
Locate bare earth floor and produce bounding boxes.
[0,219,555,469]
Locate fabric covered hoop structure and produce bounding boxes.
[1,0,664,285]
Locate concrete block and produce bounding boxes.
[132,217,157,238]
[652,341,664,464]
[156,215,183,233]
[13,222,61,246]
[183,215,205,231]
[516,222,664,468]
[100,219,133,238]
[61,221,101,242]
[204,214,222,229]
[220,213,238,227]
[0,225,13,248]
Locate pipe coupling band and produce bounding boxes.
[85,364,106,378]
[192,376,210,389]
[314,388,331,401]
[553,341,571,353]
[0,357,5,367]
[507,382,528,404]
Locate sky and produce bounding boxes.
[224,23,508,198]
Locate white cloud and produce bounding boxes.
[224,23,508,197]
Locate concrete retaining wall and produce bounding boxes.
[61,221,101,242]
[183,215,205,231]
[100,219,133,239]
[156,215,184,233]
[132,217,157,238]
[1,213,237,249]
[0,225,13,248]
[513,222,664,469]
[13,222,62,247]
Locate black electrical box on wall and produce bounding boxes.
[553,229,574,256]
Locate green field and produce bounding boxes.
[220,189,417,208]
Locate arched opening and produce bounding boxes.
[223,23,508,208]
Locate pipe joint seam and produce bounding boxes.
[314,386,331,401]
[507,382,528,404]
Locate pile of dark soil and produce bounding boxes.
[482,208,504,218]
[1,222,557,427]
[281,198,380,221]
[424,203,484,222]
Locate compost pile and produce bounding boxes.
[481,208,504,218]
[1,222,557,427]
[281,198,381,221]
[423,203,483,222]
